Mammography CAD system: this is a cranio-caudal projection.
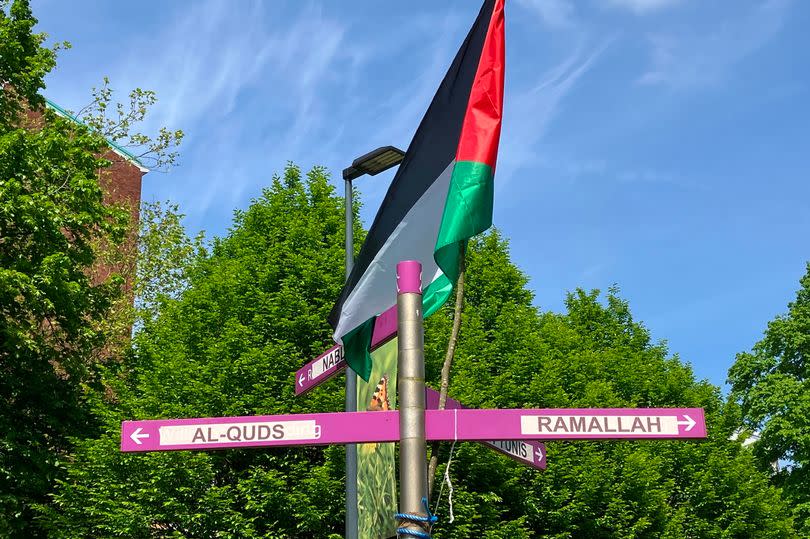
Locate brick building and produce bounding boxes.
[44,99,148,291]
[45,98,147,220]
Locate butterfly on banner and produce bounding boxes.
[367,375,390,412]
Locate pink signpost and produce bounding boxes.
[121,411,400,453]
[294,345,346,396]
[121,407,705,453]
[425,407,706,441]
[294,305,399,396]
[425,388,546,470]
[122,260,709,539]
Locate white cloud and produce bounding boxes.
[497,38,613,189]
[606,0,682,15]
[638,0,791,89]
[103,0,367,215]
[516,0,576,28]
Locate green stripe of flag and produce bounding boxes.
[425,160,494,316]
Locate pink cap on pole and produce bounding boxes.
[396,260,422,294]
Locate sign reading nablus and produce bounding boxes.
[295,345,345,396]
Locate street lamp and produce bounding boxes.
[343,145,405,182]
[342,145,405,539]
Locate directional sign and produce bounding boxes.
[294,345,346,396]
[122,411,400,452]
[426,408,707,441]
[295,305,398,395]
[122,408,705,452]
[425,388,546,470]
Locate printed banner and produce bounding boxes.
[357,338,398,539]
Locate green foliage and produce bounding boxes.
[1,2,183,533]
[45,165,356,537]
[424,231,797,538]
[0,3,128,533]
[0,0,64,124]
[49,210,798,537]
[728,262,810,534]
[135,200,206,327]
[77,77,184,171]
[37,164,800,536]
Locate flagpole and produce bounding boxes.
[345,176,359,539]
[341,146,405,539]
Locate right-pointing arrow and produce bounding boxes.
[676,414,696,432]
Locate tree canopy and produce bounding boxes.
[728,263,810,535]
[42,171,798,537]
[1,1,181,533]
[43,165,355,537]
[423,232,796,538]
[1,2,128,532]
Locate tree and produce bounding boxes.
[1,2,127,533]
[728,262,810,534]
[422,231,797,537]
[77,77,183,172]
[48,211,798,536]
[44,165,357,537]
[0,0,60,123]
[134,200,206,328]
[1,1,182,533]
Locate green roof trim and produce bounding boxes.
[44,98,148,171]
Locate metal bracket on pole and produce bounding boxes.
[396,260,430,538]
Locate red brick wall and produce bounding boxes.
[25,105,145,294]
[99,149,144,222]
[93,149,145,291]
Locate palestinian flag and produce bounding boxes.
[329,0,505,380]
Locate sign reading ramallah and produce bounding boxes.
[521,414,696,436]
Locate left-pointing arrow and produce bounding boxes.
[130,427,149,445]
[298,374,305,387]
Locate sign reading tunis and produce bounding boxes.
[425,388,546,470]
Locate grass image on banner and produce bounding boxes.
[357,338,398,539]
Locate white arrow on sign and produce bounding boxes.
[676,415,696,432]
[298,373,305,387]
[536,447,544,464]
[130,427,149,445]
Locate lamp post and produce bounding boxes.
[342,145,405,539]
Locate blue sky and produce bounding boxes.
[34,0,809,389]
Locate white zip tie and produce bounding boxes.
[433,408,460,522]
[444,440,457,523]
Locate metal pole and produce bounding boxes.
[396,260,428,537]
[344,178,358,539]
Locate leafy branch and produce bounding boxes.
[76,77,184,172]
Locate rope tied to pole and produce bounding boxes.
[395,497,437,538]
